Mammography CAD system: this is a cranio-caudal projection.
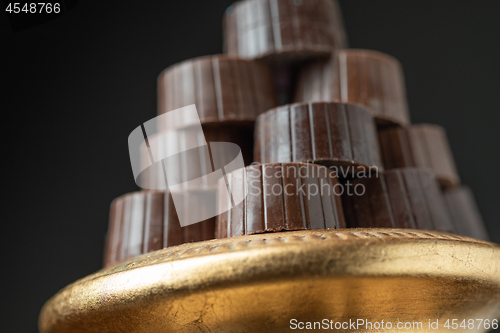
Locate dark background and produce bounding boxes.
[1,0,499,331]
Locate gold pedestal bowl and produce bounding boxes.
[39,229,500,332]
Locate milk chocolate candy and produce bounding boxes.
[378,124,460,188]
[157,55,276,129]
[216,162,345,238]
[104,191,215,267]
[342,168,455,232]
[254,102,383,172]
[223,0,347,62]
[295,49,410,126]
[443,187,489,240]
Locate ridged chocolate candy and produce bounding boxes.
[342,168,455,232]
[378,124,459,188]
[104,191,215,267]
[216,162,345,238]
[254,102,382,171]
[157,55,276,129]
[295,49,410,126]
[140,126,253,191]
[223,0,347,62]
[443,186,489,240]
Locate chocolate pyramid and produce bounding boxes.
[104,0,488,267]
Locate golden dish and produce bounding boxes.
[39,229,500,332]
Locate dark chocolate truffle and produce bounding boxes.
[104,191,215,267]
[216,162,345,238]
[342,168,455,232]
[140,126,254,191]
[378,124,460,188]
[158,55,276,129]
[224,0,347,62]
[254,102,382,171]
[295,49,410,126]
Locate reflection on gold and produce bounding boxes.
[40,229,500,333]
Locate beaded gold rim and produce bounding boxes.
[39,229,500,333]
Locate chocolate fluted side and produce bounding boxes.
[223,0,347,62]
[295,49,410,126]
[254,102,382,170]
[443,186,489,241]
[378,124,460,188]
[342,168,455,232]
[157,55,276,129]
[104,191,215,267]
[216,162,345,238]
[140,125,254,191]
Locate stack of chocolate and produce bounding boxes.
[104,0,488,267]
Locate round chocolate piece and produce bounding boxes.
[443,186,489,241]
[295,49,410,126]
[157,55,276,129]
[254,102,383,171]
[216,162,345,238]
[104,191,215,267]
[223,0,347,62]
[140,126,254,191]
[378,124,460,188]
[342,168,455,232]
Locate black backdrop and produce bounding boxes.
[1,1,499,331]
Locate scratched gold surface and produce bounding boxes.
[39,229,500,332]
